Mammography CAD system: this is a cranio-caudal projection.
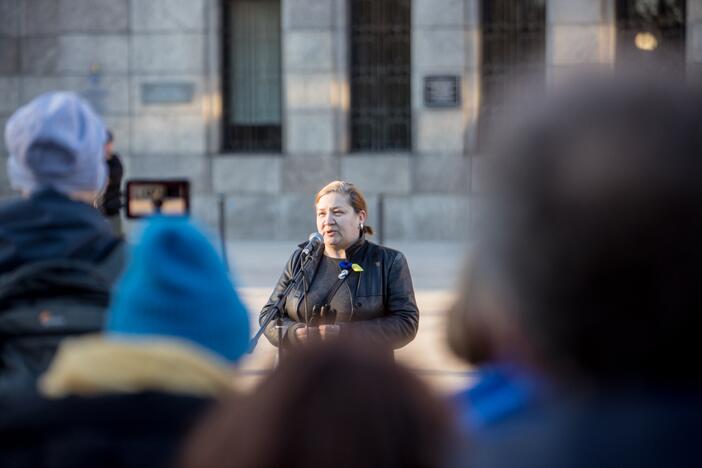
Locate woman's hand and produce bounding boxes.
[319,324,340,341]
[294,325,340,343]
[294,326,309,343]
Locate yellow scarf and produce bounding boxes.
[40,335,239,398]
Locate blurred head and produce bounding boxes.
[5,91,107,200]
[315,181,371,252]
[478,78,702,385]
[447,252,501,366]
[182,343,455,468]
[448,249,535,368]
[106,217,250,364]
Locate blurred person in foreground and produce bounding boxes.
[99,129,124,236]
[0,217,250,468]
[446,252,547,435]
[181,342,455,468]
[0,92,124,394]
[0,91,122,276]
[259,180,418,357]
[460,78,702,468]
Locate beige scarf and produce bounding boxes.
[40,335,239,398]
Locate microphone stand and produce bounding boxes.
[249,250,316,362]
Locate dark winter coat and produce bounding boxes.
[460,388,702,468]
[259,238,419,351]
[0,391,211,468]
[0,188,121,275]
[0,336,237,468]
[0,189,124,395]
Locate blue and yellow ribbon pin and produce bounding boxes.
[339,261,363,273]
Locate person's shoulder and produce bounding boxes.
[0,195,51,228]
[0,195,29,216]
[364,240,405,261]
[291,242,306,258]
[280,243,305,270]
[96,239,127,282]
[109,152,124,166]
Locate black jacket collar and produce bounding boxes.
[345,235,367,261]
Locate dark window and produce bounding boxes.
[350,0,411,152]
[616,0,686,76]
[222,0,282,152]
[479,0,545,149]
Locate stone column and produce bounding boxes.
[385,0,472,240]
[129,0,210,194]
[546,0,615,85]
[0,0,20,195]
[413,0,474,158]
[0,0,131,197]
[688,0,702,86]
[281,0,343,192]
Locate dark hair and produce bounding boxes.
[105,129,114,143]
[181,343,455,468]
[480,78,702,385]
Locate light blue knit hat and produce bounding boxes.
[5,91,107,195]
[106,217,250,364]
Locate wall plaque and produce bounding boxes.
[424,75,461,108]
[141,82,195,105]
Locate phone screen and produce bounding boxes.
[126,179,190,219]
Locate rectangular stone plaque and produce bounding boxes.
[424,75,461,108]
[141,82,195,105]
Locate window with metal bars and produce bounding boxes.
[350,0,411,152]
[222,0,282,152]
[616,0,686,76]
[478,0,545,150]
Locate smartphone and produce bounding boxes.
[125,179,190,219]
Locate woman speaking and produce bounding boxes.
[259,181,419,354]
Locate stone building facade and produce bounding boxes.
[0,0,700,240]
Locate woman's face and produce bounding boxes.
[316,192,367,252]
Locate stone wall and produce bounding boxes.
[0,0,698,240]
[0,0,132,198]
[546,0,615,84]
[213,0,475,241]
[689,0,702,85]
[0,0,19,193]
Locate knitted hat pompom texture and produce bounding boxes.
[5,91,107,195]
[107,217,250,364]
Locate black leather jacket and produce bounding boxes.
[259,238,419,350]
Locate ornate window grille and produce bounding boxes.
[222,0,282,152]
[616,0,686,76]
[350,0,412,152]
[478,0,545,150]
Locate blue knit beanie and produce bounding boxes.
[106,217,250,364]
[5,91,107,195]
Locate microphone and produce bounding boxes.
[302,232,323,257]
